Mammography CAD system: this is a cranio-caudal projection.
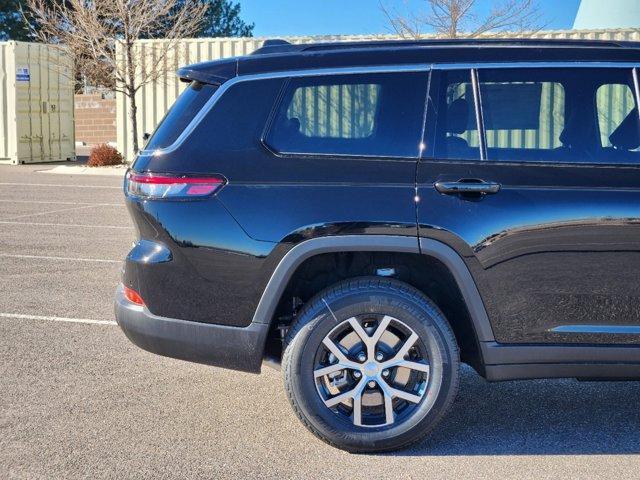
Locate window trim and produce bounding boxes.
[633,67,640,123]
[261,69,432,161]
[470,69,487,160]
[141,64,431,157]
[433,62,640,71]
[141,61,640,159]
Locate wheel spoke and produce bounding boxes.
[314,363,346,378]
[324,379,365,408]
[383,390,394,425]
[379,380,423,405]
[389,386,422,404]
[396,360,430,374]
[395,332,419,360]
[322,337,349,363]
[347,316,369,342]
[348,316,394,359]
[370,315,392,345]
[352,389,363,426]
[379,332,420,370]
[320,337,361,373]
[347,316,375,358]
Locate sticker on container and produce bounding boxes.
[16,67,30,82]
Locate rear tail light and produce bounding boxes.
[126,172,226,199]
[123,285,145,306]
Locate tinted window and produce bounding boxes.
[266,72,428,158]
[478,68,639,163]
[287,83,380,139]
[482,80,565,152]
[146,82,217,150]
[433,70,481,160]
[596,83,638,150]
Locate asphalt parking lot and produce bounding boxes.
[1,163,639,479]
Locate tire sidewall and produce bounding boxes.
[285,283,458,452]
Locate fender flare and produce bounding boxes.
[251,235,495,343]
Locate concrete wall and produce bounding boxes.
[74,94,116,146]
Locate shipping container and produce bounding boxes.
[117,29,640,161]
[0,41,75,164]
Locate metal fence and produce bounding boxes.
[117,28,640,160]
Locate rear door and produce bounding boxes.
[219,68,430,244]
[418,65,640,345]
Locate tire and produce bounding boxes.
[282,276,460,453]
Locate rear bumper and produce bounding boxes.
[114,285,269,373]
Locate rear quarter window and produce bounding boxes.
[145,82,217,151]
[264,72,429,158]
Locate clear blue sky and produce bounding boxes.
[239,0,581,37]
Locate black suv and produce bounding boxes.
[115,38,640,452]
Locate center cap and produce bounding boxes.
[363,362,379,377]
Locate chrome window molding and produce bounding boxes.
[633,67,640,124]
[141,61,640,158]
[470,69,486,161]
[417,70,433,160]
[140,64,432,157]
[433,61,640,70]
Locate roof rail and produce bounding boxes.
[251,37,640,56]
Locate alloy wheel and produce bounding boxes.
[313,315,430,428]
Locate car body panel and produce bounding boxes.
[117,39,640,379]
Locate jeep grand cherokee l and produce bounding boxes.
[115,38,640,452]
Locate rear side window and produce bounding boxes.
[477,68,639,163]
[596,83,638,150]
[145,82,217,151]
[265,72,429,158]
[288,83,380,139]
[478,69,566,161]
[433,70,481,160]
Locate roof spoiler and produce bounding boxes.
[177,57,238,85]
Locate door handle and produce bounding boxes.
[434,180,501,195]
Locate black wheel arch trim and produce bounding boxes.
[252,235,496,343]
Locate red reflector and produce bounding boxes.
[123,285,145,306]
[126,172,226,199]
[186,184,217,195]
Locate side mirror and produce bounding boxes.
[142,132,151,142]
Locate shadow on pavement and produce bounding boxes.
[397,365,640,456]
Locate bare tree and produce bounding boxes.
[27,0,208,155]
[381,0,543,39]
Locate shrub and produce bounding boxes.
[87,144,124,167]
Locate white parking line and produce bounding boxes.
[0,253,121,263]
[0,199,122,206]
[0,182,121,189]
[0,312,116,326]
[0,220,130,230]
[4,204,97,220]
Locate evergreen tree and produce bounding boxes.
[0,0,31,40]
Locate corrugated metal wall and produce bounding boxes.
[117,28,640,160]
[0,41,75,164]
